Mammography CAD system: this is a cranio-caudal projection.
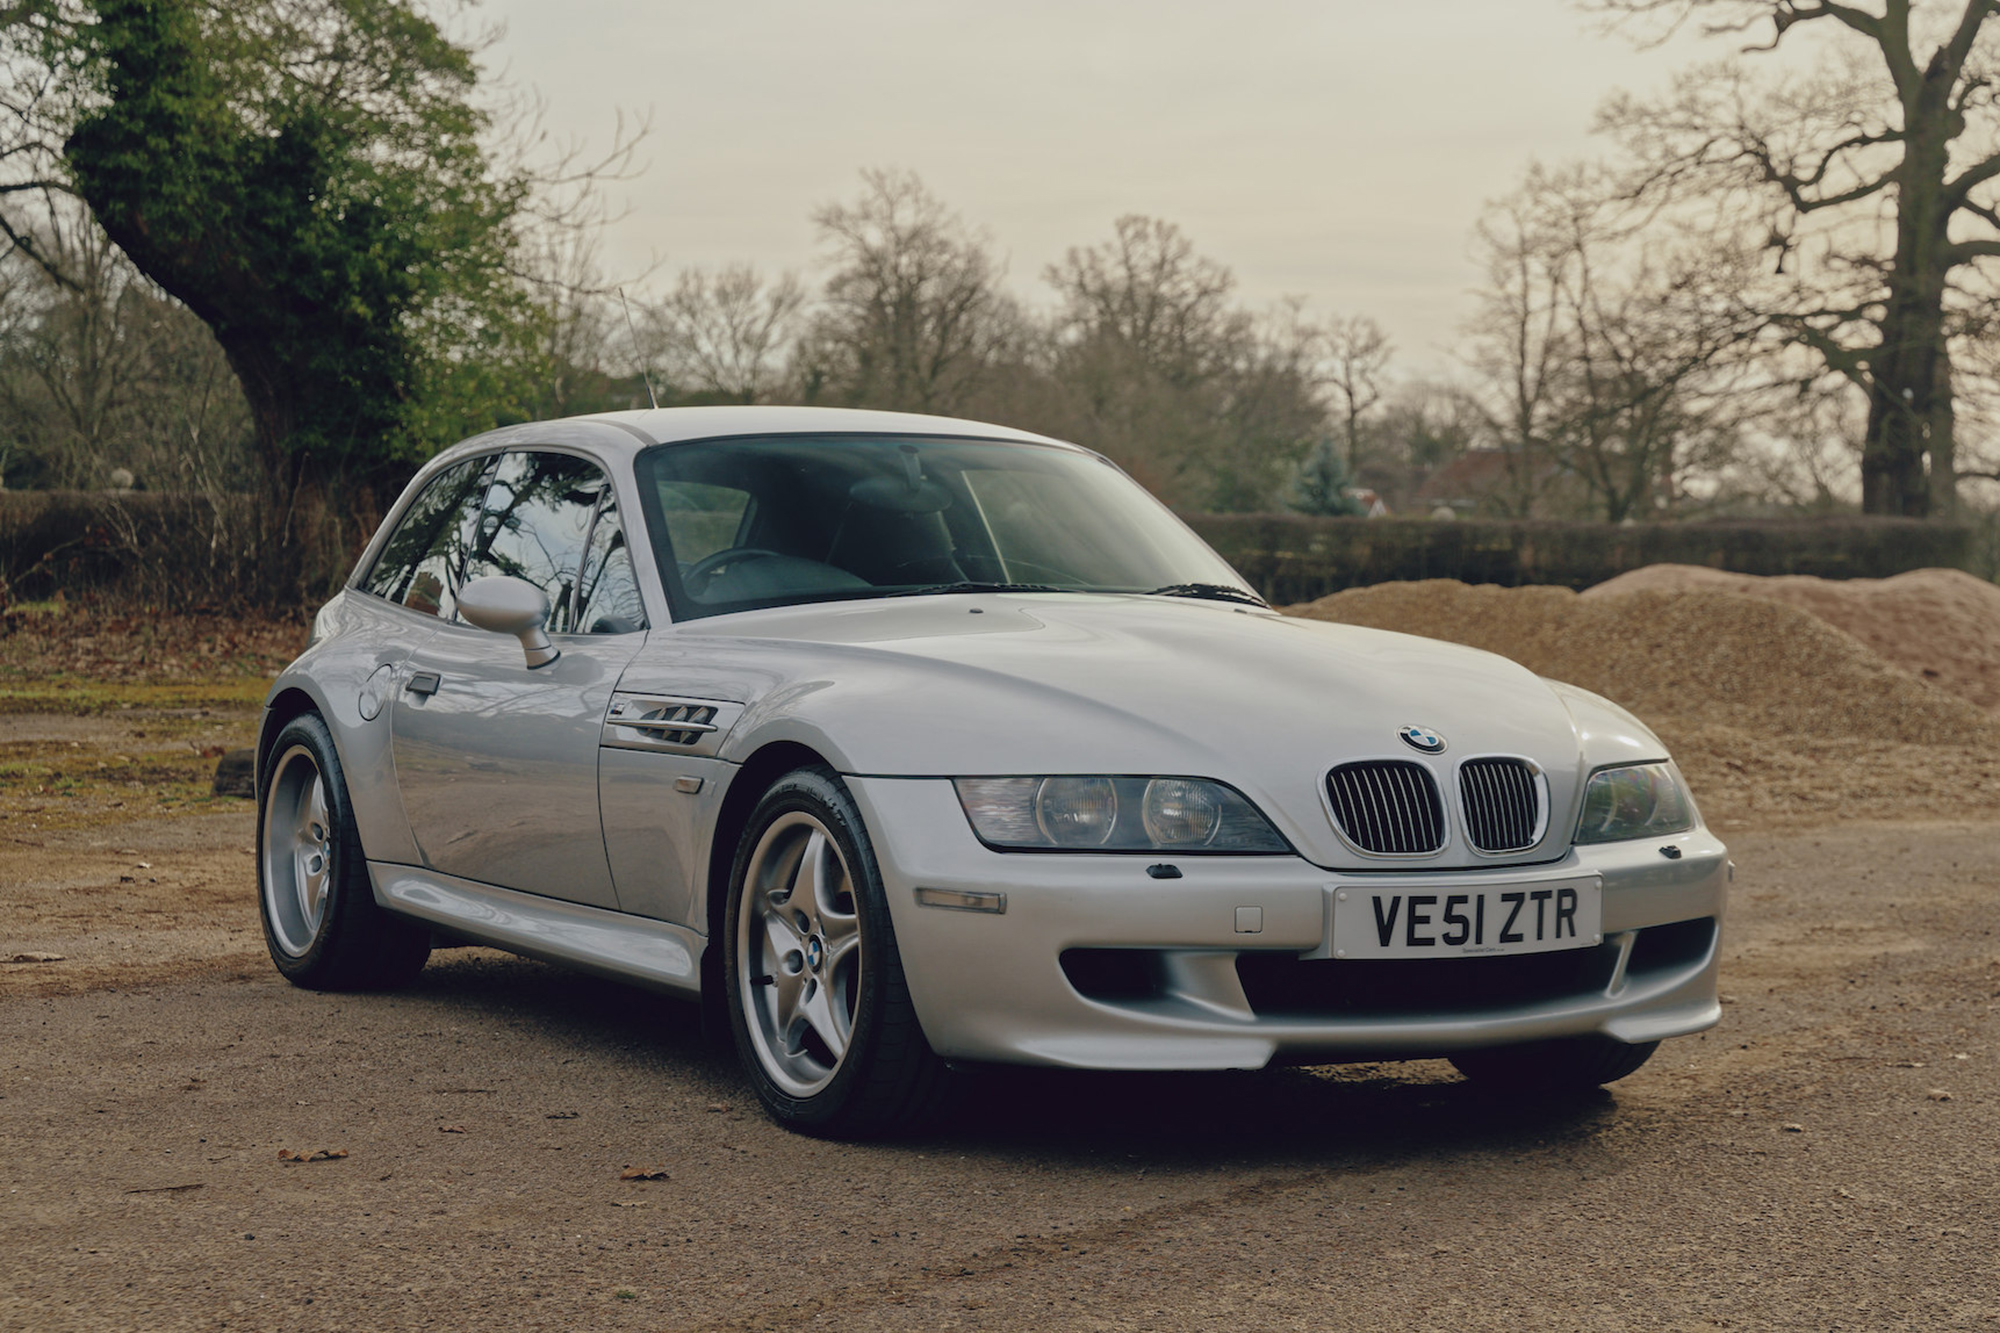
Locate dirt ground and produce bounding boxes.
[4,594,1999,1330]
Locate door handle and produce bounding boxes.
[406,671,441,697]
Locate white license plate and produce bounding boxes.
[1330,876,1602,960]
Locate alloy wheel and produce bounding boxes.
[735,811,864,1097]
[262,744,334,957]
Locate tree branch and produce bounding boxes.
[1945,145,2000,207]
[1937,0,1996,86]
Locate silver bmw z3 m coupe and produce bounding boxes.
[256,405,1725,1136]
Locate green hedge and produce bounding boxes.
[1183,514,1978,604]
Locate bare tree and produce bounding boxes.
[647,264,804,404]
[1368,380,1489,511]
[1322,314,1392,472]
[800,170,1014,414]
[1466,180,1575,517]
[0,200,252,493]
[1469,165,1762,520]
[1592,0,2000,515]
[1041,216,1325,509]
[1046,215,1247,390]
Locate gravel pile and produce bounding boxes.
[1288,575,2000,829]
[1586,564,2000,711]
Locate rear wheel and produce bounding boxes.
[258,712,431,991]
[1449,1036,1658,1095]
[724,766,948,1137]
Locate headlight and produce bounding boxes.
[954,777,1289,853]
[1574,763,1693,844]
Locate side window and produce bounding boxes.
[362,457,492,619]
[575,499,647,635]
[464,452,607,634]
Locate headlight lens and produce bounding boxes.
[954,776,1288,853]
[1035,776,1118,847]
[1574,763,1693,844]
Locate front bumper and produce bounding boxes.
[849,777,1726,1071]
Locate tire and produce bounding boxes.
[723,766,949,1137]
[257,712,431,991]
[1449,1036,1659,1095]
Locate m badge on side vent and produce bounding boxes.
[1398,725,1447,755]
[602,694,745,758]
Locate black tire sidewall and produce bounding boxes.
[723,767,906,1132]
[256,711,408,988]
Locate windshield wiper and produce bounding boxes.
[1144,582,1269,608]
[881,581,1070,598]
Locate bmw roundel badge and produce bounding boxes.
[1398,725,1447,754]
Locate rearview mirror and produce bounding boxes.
[457,575,561,669]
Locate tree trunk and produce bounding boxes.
[1860,78,1956,517]
[1929,340,1958,517]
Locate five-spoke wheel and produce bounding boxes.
[262,745,335,957]
[256,711,431,991]
[723,766,948,1136]
[735,812,863,1096]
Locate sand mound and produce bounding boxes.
[1287,579,2000,829]
[1585,565,2000,711]
[1290,580,1994,746]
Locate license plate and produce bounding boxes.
[1329,876,1602,960]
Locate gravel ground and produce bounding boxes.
[6,590,1999,1329]
[4,817,1998,1332]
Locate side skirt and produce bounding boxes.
[369,862,706,1000]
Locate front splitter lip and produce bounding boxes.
[848,776,1729,1072]
[989,962,1722,1072]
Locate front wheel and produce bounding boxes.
[724,766,948,1137]
[1449,1036,1659,1095]
[258,712,431,991]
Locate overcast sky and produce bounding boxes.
[479,1,1705,375]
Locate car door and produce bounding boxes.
[389,449,647,910]
[337,455,502,865]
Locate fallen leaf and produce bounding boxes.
[6,953,65,964]
[276,1149,348,1163]
[438,1124,467,1134]
[619,1166,669,1182]
[1928,1089,1955,1102]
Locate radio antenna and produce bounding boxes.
[618,287,659,410]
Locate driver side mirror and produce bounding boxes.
[457,575,561,669]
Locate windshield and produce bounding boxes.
[633,434,1253,620]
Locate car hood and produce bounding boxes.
[625,594,1667,869]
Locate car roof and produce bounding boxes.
[437,405,1082,468]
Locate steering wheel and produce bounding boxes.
[683,546,785,596]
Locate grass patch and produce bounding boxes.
[0,757,250,829]
[0,675,271,715]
